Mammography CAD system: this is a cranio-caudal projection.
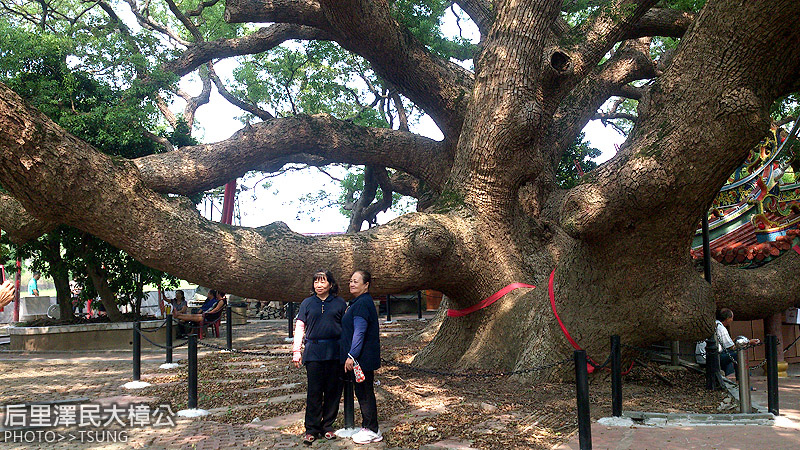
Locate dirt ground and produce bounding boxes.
[135,319,729,450]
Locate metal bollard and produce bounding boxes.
[611,335,622,417]
[734,337,751,413]
[765,334,779,415]
[705,337,721,390]
[343,376,355,429]
[188,334,198,409]
[287,302,295,338]
[226,304,233,351]
[670,341,680,366]
[417,291,423,319]
[166,317,173,364]
[133,321,141,381]
[574,350,592,450]
[385,294,392,322]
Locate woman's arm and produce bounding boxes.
[208,299,225,314]
[345,315,368,371]
[292,320,305,367]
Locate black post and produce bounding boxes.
[343,377,355,429]
[611,335,622,417]
[417,291,423,319]
[705,337,721,390]
[287,302,295,338]
[226,303,233,351]
[188,334,198,409]
[702,215,711,283]
[133,321,141,381]
[574,350,592,450]
[385,294,392,322]
[165,317,173,364]
[766,334,779,415]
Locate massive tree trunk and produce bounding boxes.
[1,0,800,378]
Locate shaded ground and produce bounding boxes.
[0,317,733,449]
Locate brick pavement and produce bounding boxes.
[5,317,797,449]
[0,318,430,449]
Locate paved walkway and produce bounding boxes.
[2,318,799,449]
[0,316,463,449]
[555,372,800,450]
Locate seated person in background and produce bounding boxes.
[159,289,188,316]
[695,308,760,378]
[173,290,225,325]
[0,280,16,309]
[160,289,189,337]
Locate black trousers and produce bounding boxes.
[352,369,379,432]
[305,360,343,435]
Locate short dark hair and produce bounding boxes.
[354,270,371,286]
[312,270,339,296]
[207,289,217,299]
[717,308,733,322]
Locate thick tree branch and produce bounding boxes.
[0,193,55,244]
[561,0,800,242]
[712,254,800,320]
[570,1,658,71]
[454,0,493,36]
[224,0,328,28]
[225,0,474,141]
[547,37,654,169]
[0,83,459,299]
[592,111,637,122]
[133,114,450,195]
[549,1,657,101]
[622,8,695,40]
[168,24,332,78]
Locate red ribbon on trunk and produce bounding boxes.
[447,283,536,317]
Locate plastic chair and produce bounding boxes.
[193,313,222,339]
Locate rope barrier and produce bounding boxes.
[134,326,189,350]
[192,338,573,378]
[196,340,292,357]
[138,318,169,333]
[380,356,573,378]
[227,308,248,318]
[783,333,800,354]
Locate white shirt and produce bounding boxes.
[695,320,734,364]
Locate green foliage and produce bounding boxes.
[391,0,476,61]
[0,20,166,159]
[1,21,186,310]
[556,133,601,189]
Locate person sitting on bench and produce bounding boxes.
[173,290,225,326]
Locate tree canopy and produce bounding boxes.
[1,0,799,377]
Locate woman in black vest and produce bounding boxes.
[341,270,382,444]
[292,270,347,445]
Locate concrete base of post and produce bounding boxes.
[334,427,360,438]
[284,337,293,343]
[177,408,210,418]
[159,363,180,370]
[122,381,152,389]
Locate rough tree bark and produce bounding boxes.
[1,0,800,378]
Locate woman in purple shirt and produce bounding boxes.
[341,270,382,444]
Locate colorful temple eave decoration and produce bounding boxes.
[691,124,800,269]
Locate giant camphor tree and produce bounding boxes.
[1,0,800,378]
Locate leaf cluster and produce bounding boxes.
[556,132,601,189]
